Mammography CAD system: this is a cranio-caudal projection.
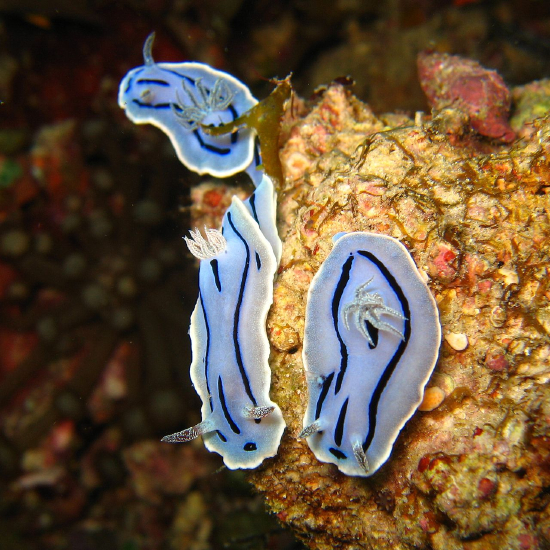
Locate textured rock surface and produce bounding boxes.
[417,51,515,142]
[247,84,550,549]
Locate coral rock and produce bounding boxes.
[417,51,515,142]
[249,82,550,550]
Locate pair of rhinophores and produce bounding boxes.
[118,34,441,476]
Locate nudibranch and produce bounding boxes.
[118,33,260,181]
[242,174,282,263]
[300,232,441,477]
[162,189,285,469]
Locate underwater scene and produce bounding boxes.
[0,1,549,549]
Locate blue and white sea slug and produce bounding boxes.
[241,173,282,264]
[118,33,262,184]
[119,35,285,468]
[162,180,285,468]
[300,232,441,477]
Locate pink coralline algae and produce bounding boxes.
[417,51,515,142]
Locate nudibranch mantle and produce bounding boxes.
[118,34,258,179]
[242,173,282,263]
[163,195,285,469]
[301,232,441,477]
